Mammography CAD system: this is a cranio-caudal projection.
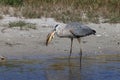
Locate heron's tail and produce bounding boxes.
[92,30,96,35]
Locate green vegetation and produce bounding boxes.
[0,0,23,6]
[8,21,36,30]
[0,0,120,23]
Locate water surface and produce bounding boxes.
[0,54,120,80]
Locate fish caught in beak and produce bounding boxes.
[46,30,55,46]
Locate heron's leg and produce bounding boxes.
[77,38,82,68]
[69,38,73,62]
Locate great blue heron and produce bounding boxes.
[46,22,96,67]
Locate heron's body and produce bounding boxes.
[46,22,96,68]
[55,22,96,38]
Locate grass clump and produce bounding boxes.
[9,21,36,30]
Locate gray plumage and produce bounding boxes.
[55,22,96,38]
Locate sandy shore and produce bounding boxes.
[0,16,120,59]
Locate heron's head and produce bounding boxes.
[46,24,59,46]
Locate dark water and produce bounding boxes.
[0,54,120,80]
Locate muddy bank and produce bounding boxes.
[0,16,120,59]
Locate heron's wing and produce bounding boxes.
[70,25,96,37]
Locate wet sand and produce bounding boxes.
[0,16,120,59]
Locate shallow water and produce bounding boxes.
[0,54,120,80]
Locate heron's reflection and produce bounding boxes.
[68,60,81,80]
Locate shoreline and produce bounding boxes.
[0,16,120,59]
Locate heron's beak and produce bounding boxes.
[46,30,55,46]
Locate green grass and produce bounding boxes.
[8,21,36,30]
[0,0,23,6]
[0,0,120,23]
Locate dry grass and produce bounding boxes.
[1,20,36,33]
[0,0,120,23]
[8,21,36,30]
